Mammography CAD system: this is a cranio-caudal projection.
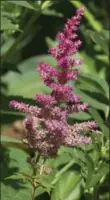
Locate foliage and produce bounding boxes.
[1,1,109,200]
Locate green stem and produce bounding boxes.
[31,185,36,200]
[30,152,40,200]
[85,188,98,200]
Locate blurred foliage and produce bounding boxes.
[1,0,109,200]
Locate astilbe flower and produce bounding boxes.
[9,7,100,157]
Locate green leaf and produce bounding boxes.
[42,9,63,17]
[79,51,106,78]
[1,147,31,174]
[88,108,109,138]
[85,163,109,189]
[2,55,56,97]
[51,171,82,200]
[85,156,94,189]
[7,1,35,10]
[1,183,32,200]
[76,88,108,115]
[1,136,22,143]
[69,111,92,121]
[79,73,109,98]
[41,1,53,10]
[1,145,33,200]
[77,73,109,118]
[52,159,75,185]
[5,173,25,181]
[86,30,109,54]
[96,54,108,64]
[1,95,38,127]
[71,148,88,164]
[45,37,57,48]
[1,37,15,56]
[1,16,19,31]
[1,136,28,151]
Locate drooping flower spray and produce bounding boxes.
[9,8,99,162]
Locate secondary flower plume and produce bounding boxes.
[9,7,100,157]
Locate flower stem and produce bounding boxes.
[31,185,36,200]
[30,152,40,200]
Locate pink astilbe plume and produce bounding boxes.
[9,7,100,157]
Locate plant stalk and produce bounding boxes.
[31,185,36,200]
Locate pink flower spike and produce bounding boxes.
[38,62,58,83]
[48,47,58,58]
[58,70,80,82]
[58,57,83,68]
[49,83,73,92]
[72,121,98,134]
[67,103,88,113]
[9,8,101,158]
[76,7,85,15]
[35,94,56,105]
[9,100,41,115]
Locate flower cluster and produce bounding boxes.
[9,7,100,157]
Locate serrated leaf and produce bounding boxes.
[5,173,25,181]
[71,148,87,164]
[86,30,109,54]
[1,16,19,31]
[76,88,108,114]
[7,1,35,10]
[86,173,103,190]
[79,73,109,98]
[88,108,109,138]
[77,73,109,118]
[2,55,56,97]
[85,163,109,189]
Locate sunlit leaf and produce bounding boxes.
[1,16,19,31]
[1,136,22,143]
[41,1,53,10]
[2,55,56,97]
[7,1,35,10]
[51,171,82,200]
